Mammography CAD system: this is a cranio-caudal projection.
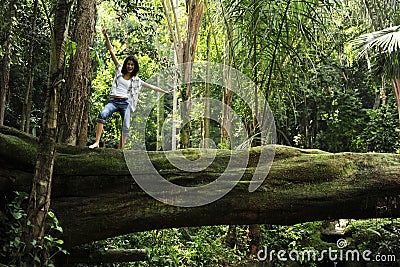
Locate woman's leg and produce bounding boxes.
[89,101,117,149]
[119,135,128,150]
[89,122,104,149]
[118,101,131,150]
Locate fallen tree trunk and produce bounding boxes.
[0,125,400,248]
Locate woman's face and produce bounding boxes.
[126,60,135,73]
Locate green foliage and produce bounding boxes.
[261,223,320,251]
[1,0,50,133]
[82,222,330,267]
[258,222,324,266]
[361,102,400,153]
[0,192,28,265]
[0,192,67,266]
[77,220,400,267]
[346,218,400,266]
[315,87,367,153]
[83,226,249,267]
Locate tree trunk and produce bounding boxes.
[77,95,90,146]
[1,125,400,249]
[157,92,165,151]
[162,0,204,148]
[248,224,261,256]
[225,225,237,248]
[221,65,233,148]
[23,0,72,264]
[0,0,15,126]
[220,8,234,149]
[180,0,204,148]
[251,0,261,147]
[58,0,96,146]
[202,28,211,149]
[392,78,400,122]
[21,0,38,133]
[221,87,233,148]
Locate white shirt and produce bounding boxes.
[109,63,142,112]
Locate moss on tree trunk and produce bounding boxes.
[1,125,399,248]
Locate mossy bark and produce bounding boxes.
[1,125,400,248]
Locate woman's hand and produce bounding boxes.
[101,25,108,36]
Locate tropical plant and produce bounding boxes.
[0,192,67,266]
[346,218,400,266]
[352,25,400,121]
[361,100,400,152]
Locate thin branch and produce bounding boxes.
[170,0,183,51]
[40,0,53,33]
[162,0,180,62]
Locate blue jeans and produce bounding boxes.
[96,98,131,136]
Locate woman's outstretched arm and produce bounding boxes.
[142,81,172,94]
[102,25,119,67]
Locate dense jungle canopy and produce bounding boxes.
[1,0,400,153]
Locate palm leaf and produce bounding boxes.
[353,25,400,57]
[352,25,400,79]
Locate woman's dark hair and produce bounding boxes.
[122,55,139,77]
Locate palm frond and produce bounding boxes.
[352,25,400,57]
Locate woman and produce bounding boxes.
[89,26,170,150]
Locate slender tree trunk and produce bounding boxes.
[180,0,204,148]
[251,0,261,147]
[392,79,400,122]
[202,28,211,148]
[380,75,387,106]
[248,224,261,256]
[221,33,233,148]
[58,0,96,146]
[162,0,204,149]
[225,225,237,248]
[157,92,165,151]
[21,0,39,133]
[23,0,72,264]
[172,61,178,150]
[0,0,15,126]
[221,82,232,148]
[162,1,179,150]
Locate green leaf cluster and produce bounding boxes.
[0,192,67,266]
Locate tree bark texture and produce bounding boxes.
[180,0,204,148]
[392,78,400,122]
[0,0,15,126]
[21,0,38,133]
[23,0,72,262]
[162,0,204,148]
[201,27,211,149]
[157,93,165,151]
[58,0,97,146]
[1,126,400,249]
[221,77,233,148]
